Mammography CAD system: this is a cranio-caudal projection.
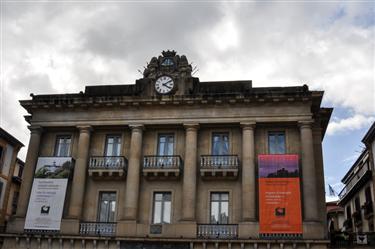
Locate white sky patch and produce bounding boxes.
[327,114,375,136]
[326,196,339,202]
[210,18,239,52]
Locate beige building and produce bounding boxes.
[0,128,24,231]
[4,51,332,249]
[337,122,375,245]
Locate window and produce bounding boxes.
[355,197,361,212]
[0,182,3,203]
[153,192,171,224]
[365,186,372,203]
[105,135,121,157]
[157,134,174,156]
[0,146,3,161]
[11,191,19,215]
[212,133,229,155]
[97,192,116,222]
[0,146,4,170]
[268,131,286,154]
[346,205,352,219]
[210,192,229,224]
[18,166,23,178]
[54,135,71,157]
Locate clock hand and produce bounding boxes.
[162,82,172,88]
[163,85,172,90]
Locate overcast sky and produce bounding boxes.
[1,1,374,200]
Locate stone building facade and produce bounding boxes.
[0,128,24,231]
[3,51,332,249]
[338,122,375,244]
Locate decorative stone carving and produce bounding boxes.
[143,50,192,80]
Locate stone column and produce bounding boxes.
[299,121,319,221]
[68,125,92,218]
[122,125,143,220]
[16,126,43,217]
[241,122,256,221]
[182,124,199,221]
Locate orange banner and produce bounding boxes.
[258,155,302,234]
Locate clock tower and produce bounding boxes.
[139,50,196,96]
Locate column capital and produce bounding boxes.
[28,125,43,134]
[76,125,93,133]
[129,124,144,131]
[240,122,256,130]
[184,123,199,131]
[298,120,314,129]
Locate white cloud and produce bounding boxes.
[1,1,374,162]
[327,114,375,135]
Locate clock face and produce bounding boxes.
[155,76,174,94]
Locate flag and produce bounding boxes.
[328,184,336,196]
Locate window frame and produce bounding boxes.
[268,131,286,154]
[152,192,172,224]
[209,192,229,224]
[211,132,230,156]
[0,145,6,171]
[157,133,175,156]
[97,191,117,223]
[104,134,122,157]
[54,135,72,157]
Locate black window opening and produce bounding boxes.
[11,191,19,215]
[210,192,229,224]
[97,192,116,222]
[365,186,372,203]
[153,192,171,224]
[346,205,352,219]
[54,135,72,157]
[268,131,286,154]
[0,146,3,161]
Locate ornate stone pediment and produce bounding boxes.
[143,50,192,80]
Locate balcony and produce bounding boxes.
[143,155,182,179]
[200,155,239,179]
[79,222,116,237]
[197,224,238,239]
[88,156,127,179]
[363,201,374,219]
[12,176,22,184]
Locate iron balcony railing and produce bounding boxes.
[143,155,182,169]
[89,156,127,170]
[79,222,116,236]
[197,224,238,239]
[200,155,239,168]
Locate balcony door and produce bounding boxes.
[97,192,116,222]
[157,134,174,167]
[104,135,121,166]
[210,192,229,224]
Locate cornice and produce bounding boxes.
[20,94,314,113]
